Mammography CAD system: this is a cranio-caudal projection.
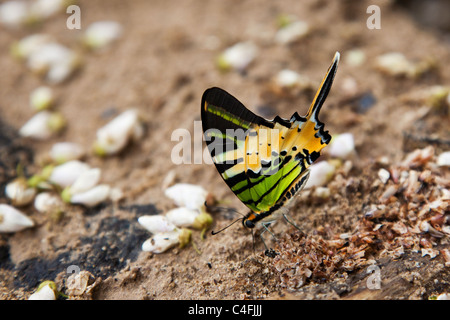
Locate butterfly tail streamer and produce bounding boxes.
[306,51,340,124]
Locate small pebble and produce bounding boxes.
[378,168,390,184]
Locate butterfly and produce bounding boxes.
[201,52,340,253]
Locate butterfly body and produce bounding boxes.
[202,52,340,233]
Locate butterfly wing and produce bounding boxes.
[201,86,273,213]
[202,52,340,215]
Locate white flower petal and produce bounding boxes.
[275,69,301,87]
[141,231,180,253]
[436,293,450,300]
[165,207,199,228]
[49,160,90,187]
[138,215,176,234]
[344,49,366,67]
[94,109,141,155]
[29,0,64,20]
[70,184,110,207]
[34,192,63,213]
[328,133,355,159]
[164,183,207,210]
[30,86,54,111]
[217,41,258,71]
[27,42,70,71]
[46,60,75,84]
[109,187,124,202]
[375,52,416,77]
[5,177,36,206]
[26,42,79,83]
[305,161,336,189]
[28,283,56,300]
[70,168,101,195]
[84,21,123,50]
[313,187,330,199]
[11,34,53,60]
[0,1,28,28]
[19,111,65,140]
[0,204,34,233]
[49,142,84,163]
[19,111,52,139]
[275,20,309,44]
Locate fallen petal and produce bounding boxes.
[49,160,90,187]
[0,204,34,233]
[304,161,336,189]
[34,192,63,214]
[11,34,53,60]
[0,0,28,28]
[142,231,180,253]
[94,109,142,156]
[83,21,123,50]
[29,86,54,111]
[275,20,309,44]
[375,52,416,77]
[49,142,84,163]
[328,133,355,159]
[70,184,110,207]
[344,49,366,67]
[138,215,176,234]
[19,111,63,140]
[28,282,57,300]
[217,41,258,72]
[436,293,450,300]
[5,177,36,206]
[165,207,199,228]
[164,183,207,210]
[26,42,80,83]
[29,0,65,20]
[69,168,101,195]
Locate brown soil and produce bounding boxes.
[0,0,449,300]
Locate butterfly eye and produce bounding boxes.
[244,219,255,229]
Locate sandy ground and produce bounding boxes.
[0,0,449,300]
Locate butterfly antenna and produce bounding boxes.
[211,217,243,235]
[204,201,247,220]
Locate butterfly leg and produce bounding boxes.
[282,213,305,236]
[261,222,278,241]
[260,222,279,258]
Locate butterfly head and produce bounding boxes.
[242,212,257,229]
[243,219,255,229]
